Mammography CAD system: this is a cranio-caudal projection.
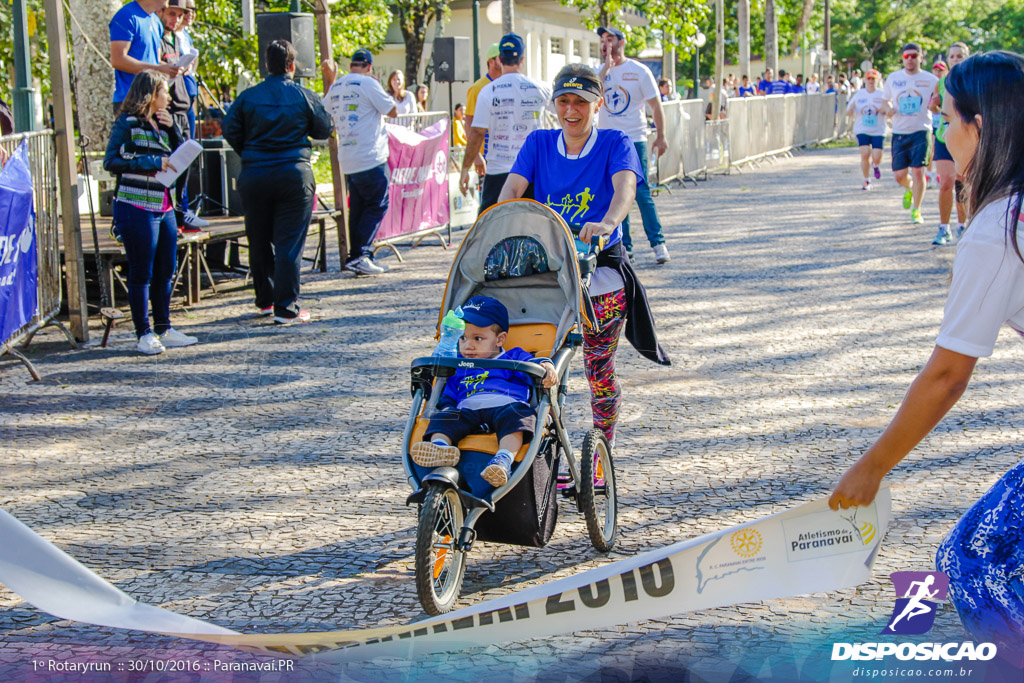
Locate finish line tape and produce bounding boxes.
[0,491,889,662]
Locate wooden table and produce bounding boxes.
[65,212,338,309]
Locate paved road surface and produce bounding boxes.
[2,147,1021,681]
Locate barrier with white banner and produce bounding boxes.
[0,491,889,661]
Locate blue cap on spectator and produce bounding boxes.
[351,48,373,65]
[597,26,625,41]
[458,296,509,332]
[499,33,525,58]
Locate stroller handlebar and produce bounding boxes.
[410,356,550,383]
[567,224,608,256]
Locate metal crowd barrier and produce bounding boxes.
[0,130,76,381]
[705,119,730,173]
[698,92,851,174]
[678,99,707,180]
[653,100,685,185]
[386,110,449,133]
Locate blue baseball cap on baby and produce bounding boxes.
[458,296,509,332]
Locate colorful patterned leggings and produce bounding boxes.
[936,458,1024,663]
[583,289,627,442]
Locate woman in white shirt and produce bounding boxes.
[830,52,1024,666]
[386,70,416,116]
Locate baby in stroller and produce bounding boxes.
[410,296,558,487]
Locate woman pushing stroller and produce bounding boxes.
[498,62,670,444]
[401,63,671,615]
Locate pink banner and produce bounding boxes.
[376,119,451,242]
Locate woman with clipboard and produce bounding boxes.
[104,70,198,355]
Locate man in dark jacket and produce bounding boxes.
[222,40,333,324]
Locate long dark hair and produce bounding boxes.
[945,51,1024,261]
[120,70,168,117]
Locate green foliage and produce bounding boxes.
[973,0,1024,54]
[0,0,51,104]
[830,0,996,74]
[0,0,390,108]
[698,0,809,72]
[193,0,391,98]
[392,0,448,81]
[559,0,709,60]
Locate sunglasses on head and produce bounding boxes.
[903,53,920,59]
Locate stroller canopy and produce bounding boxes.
[439,200,586,345]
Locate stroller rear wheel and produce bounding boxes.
[579,429,617,552]
[415,483,467,615]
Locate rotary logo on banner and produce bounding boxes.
[0,140,37,345]
[376,119,450,242]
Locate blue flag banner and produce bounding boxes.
[0,140,37,344]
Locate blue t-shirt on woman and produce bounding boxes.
[509,128,644,249]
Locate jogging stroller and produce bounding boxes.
[402,199,618,615]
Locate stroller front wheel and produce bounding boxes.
[579,429,618,552]
[415,482,467,615]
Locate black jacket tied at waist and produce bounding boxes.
[595,241,671,366]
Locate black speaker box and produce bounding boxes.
[187,139,243,217]
[255,13,317,80]
[433,37,472,83]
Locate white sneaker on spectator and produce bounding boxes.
[183,210,210,229]
[159,328,198,347]
[653,243,671,264]
[344,256,386,276]
[137,332,165,355]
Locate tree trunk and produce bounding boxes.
[765,0,778,73]
[405,35,425,85]
[423,3,446,87]
[69,0,120,153]
[501,0,514,34]
[790,0,814,55]
[662,33,675,90]
[738,0,750,80]
[397,3,430,87]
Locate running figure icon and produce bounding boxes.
[882,571,949,635]
[887,575,939,632]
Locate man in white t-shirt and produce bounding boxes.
[323,48,397,276]
[883,42,938,226]
[459,33,552,214]
[596,26,670,264]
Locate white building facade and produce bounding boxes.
[375,0,647,112]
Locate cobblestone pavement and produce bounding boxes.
[2,147,1022,682]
